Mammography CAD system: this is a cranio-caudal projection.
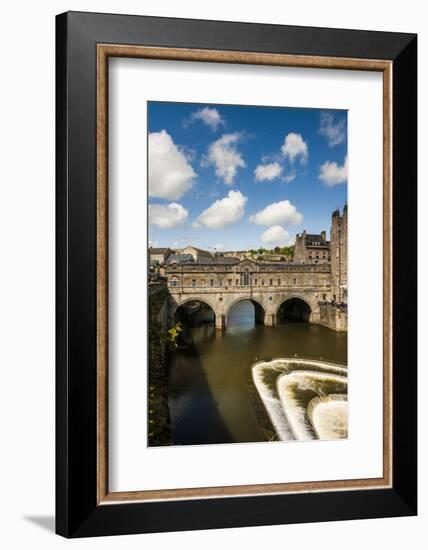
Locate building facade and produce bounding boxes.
[154,206,348,331]
[180,245,215,264]
[165,258,332,329]
[330,205,348,303]
[294,230,330,264]
[149,247,174,265]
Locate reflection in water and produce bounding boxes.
[167,300,347,445]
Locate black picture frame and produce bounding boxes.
[56,11,417,538]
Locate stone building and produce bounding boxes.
[330,205,348,303]
[149,247,175,265]
[158,205,347,332]
[181,245,215,264]
[165,258,332,329]
[294,230,330,264]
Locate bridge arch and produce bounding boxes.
[276,296,312,323]
[225,297,266,327]
[174,297,216,326]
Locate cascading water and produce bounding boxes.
[252,359,348,441]
[308,395,348,439]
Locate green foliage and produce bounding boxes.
[280,245,295,258]
[167,322,183,348]
[252,245,295,259]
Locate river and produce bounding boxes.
[166,300,347,446]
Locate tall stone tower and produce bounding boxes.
[294,230,307,263]
[330,205,348,303]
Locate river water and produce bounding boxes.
[167,300,347,445]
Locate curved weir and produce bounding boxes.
[252,358,347,442]
[308,395,348,439]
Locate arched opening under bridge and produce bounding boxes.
[276,298,312,324]
[226,299,266,328]
[174,299,216,327]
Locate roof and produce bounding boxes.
[166,254,195,264]
[305,234,325,243]
[304,234,329,247]
[149,247,174,255]
[213,257,238,264]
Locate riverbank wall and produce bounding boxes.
[319,303,347,331]
[148,284,172,446]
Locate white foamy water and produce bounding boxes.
[308,395,348,440]
[252,358,347,442]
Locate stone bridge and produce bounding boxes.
[165,259,333,329]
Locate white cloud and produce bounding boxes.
[319,156,348,186]
[190,107,225,130]
[318,112,346,147]
[250,200,303,226]
[283,173,296,184]
[203,133,246,184]
[254,162,283,181]
[281,133,308,164]
[149,203,188,229]
[260,225,293,246]
[194,190,247,229]
[149,130,196,200]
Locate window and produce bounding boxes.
[170,277,178,287]
[261,279,264,286]
[243,273,250,286]
[236,279,239,286]
[219,280,223,286]
[228,279,232,286]
[201,279,205,286]
[293,277,297,285]
[277,279,281,286]
[192,279,196,287]
[210,279,214,287]
[254,279,258,286]
[270,279,273,286]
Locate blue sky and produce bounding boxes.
[148,101,347,251]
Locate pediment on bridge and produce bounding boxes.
[237,259,258,269]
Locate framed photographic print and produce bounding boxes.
[56,11,417,537]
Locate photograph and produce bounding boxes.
[148,101,348,447]
[0,1,420,544]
